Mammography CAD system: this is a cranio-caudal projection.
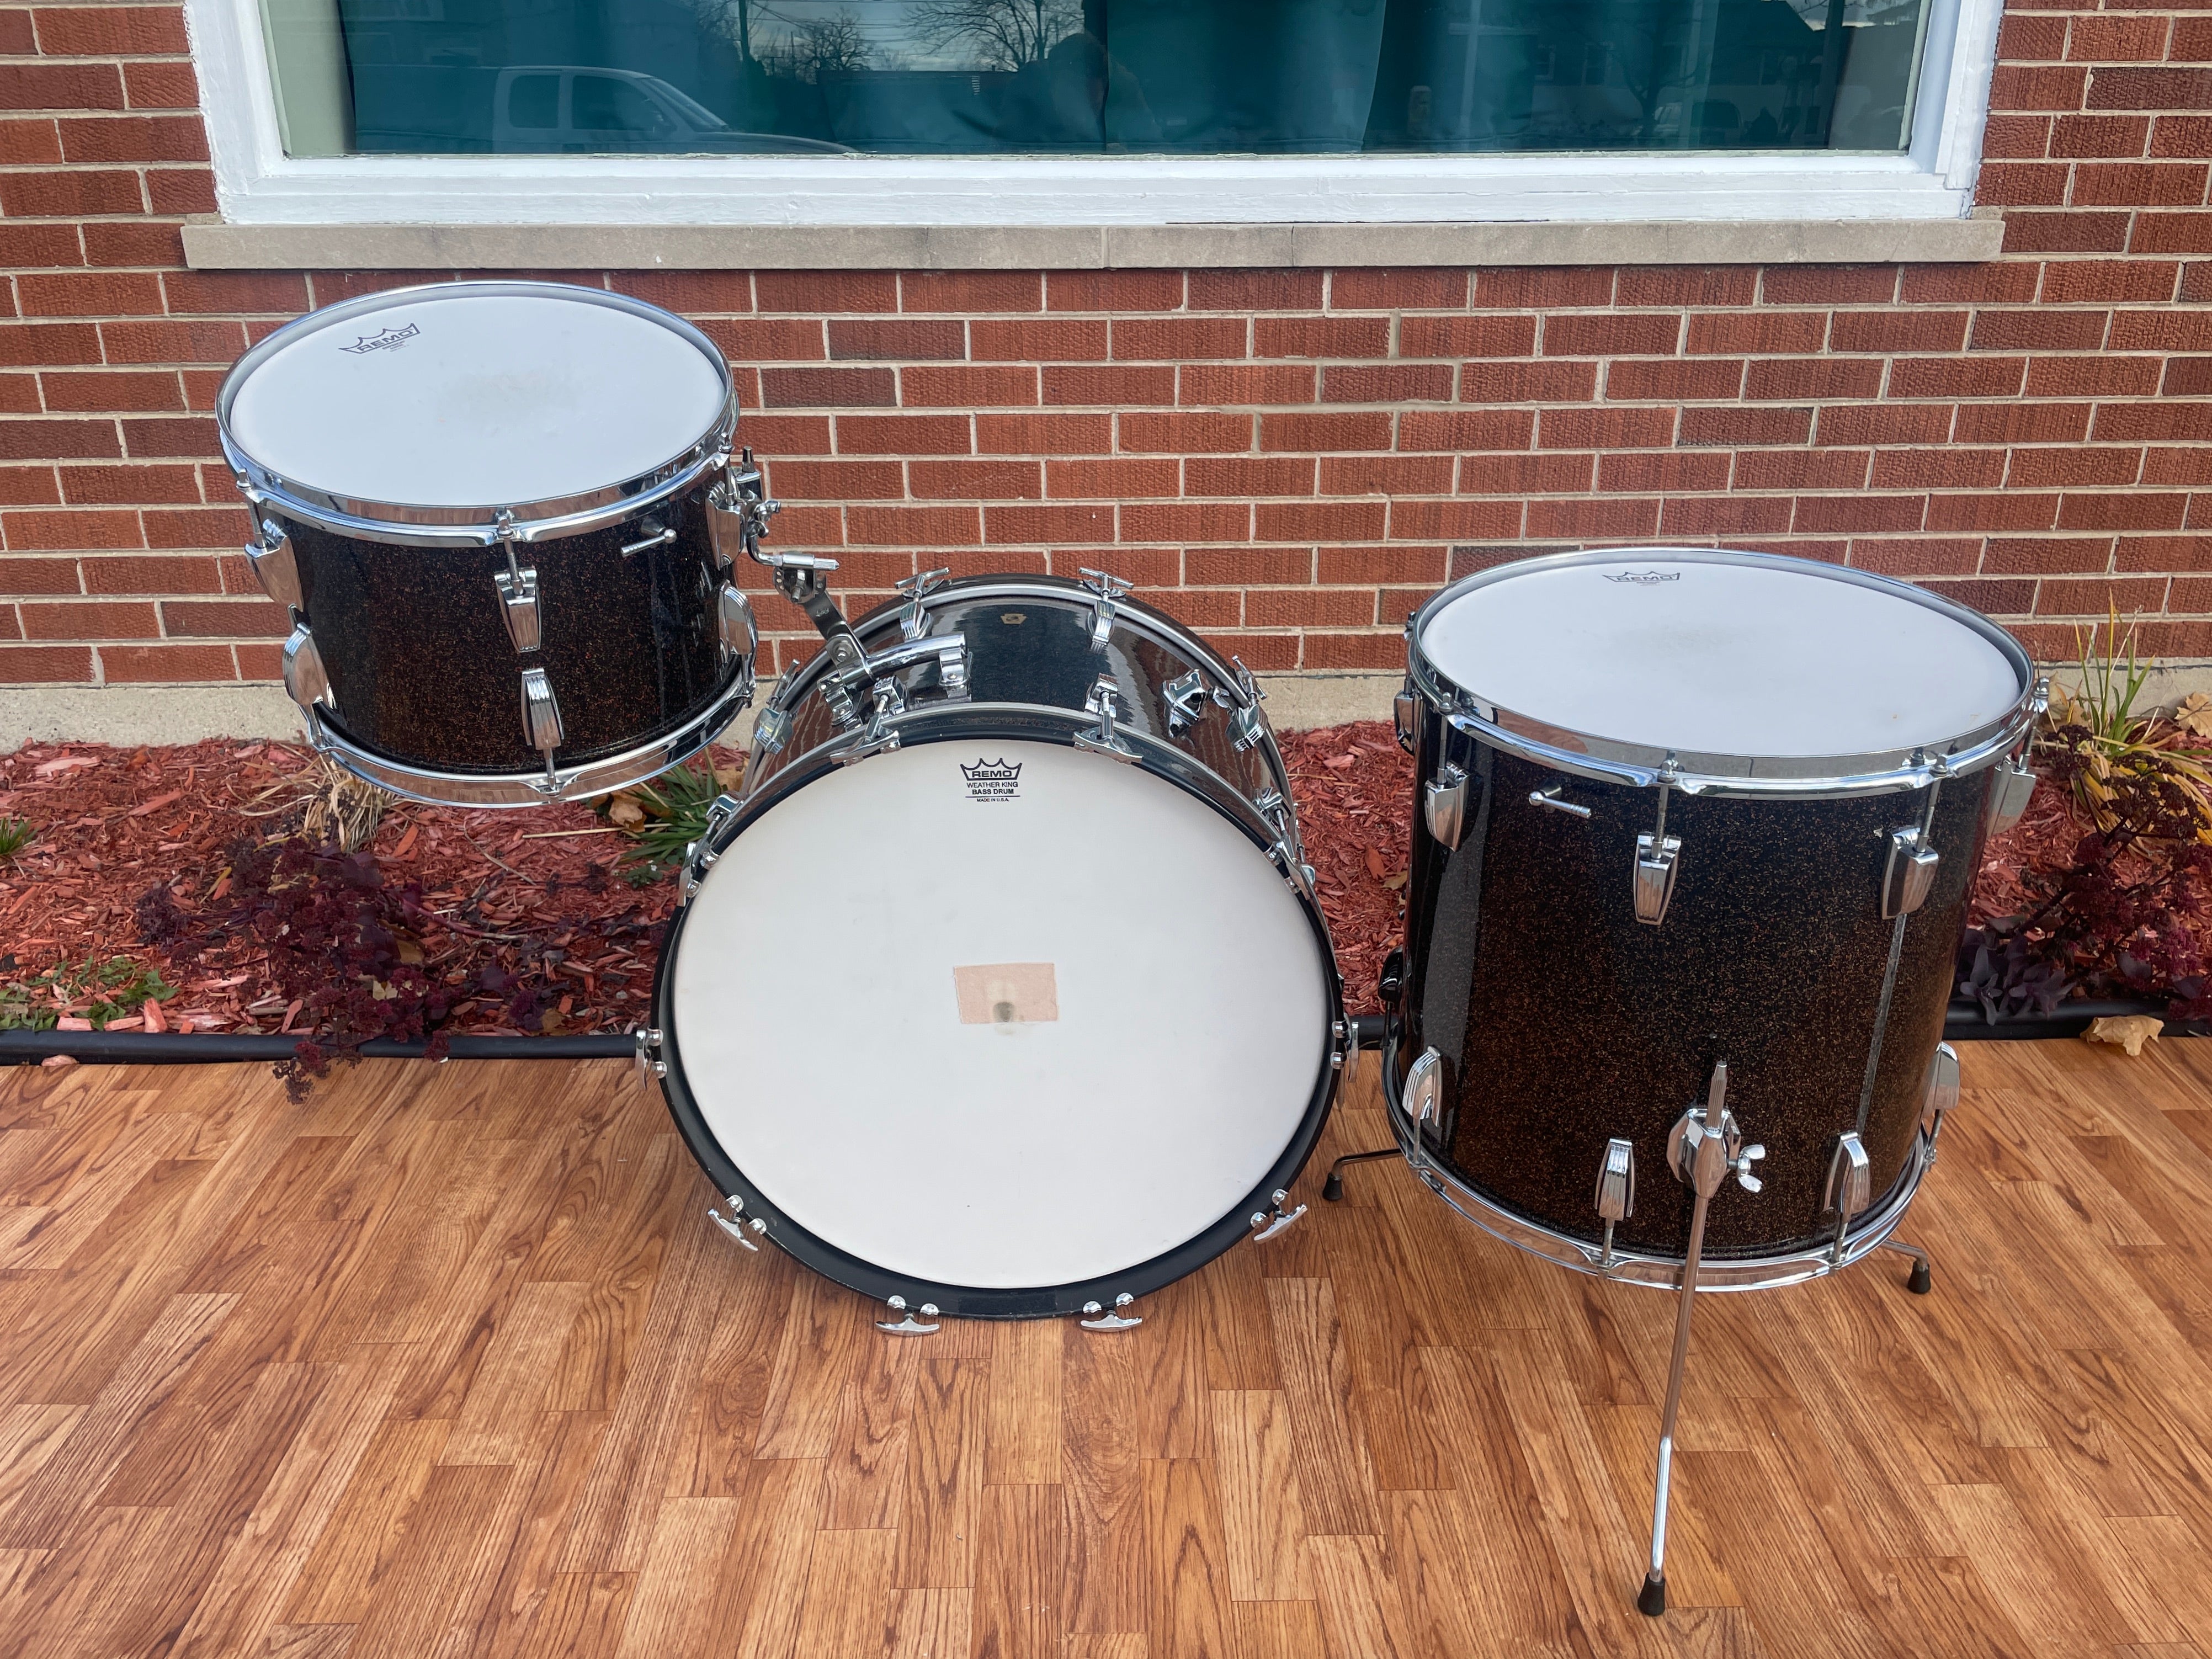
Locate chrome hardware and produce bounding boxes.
[1077,674,1137,760]
[1394,684,1418,754]
[1986,756,2036,836]
[493,547,543,653]
[1594,1137,1635,1269]
[519,668,565,774]
[1253,789,1294,844]
[1077,566,1131,651]
[1922,1041,1959,1139]
[631,1025,667,1092]
[1529,785,1591,819]
[1424,763,1470,851]
[701,792,741,849]
[1405,1046,1445,1141]
[1882,826,1941,918]
[1249,1188,1306,1242]
[493,507,518,541]
[821,632,972,732]
[717,582,757,668]
[244,519,301,610]
[706,1197,764,1252]
[835,680,906,765]
[281,623,330,709]
[620,518,678,557]
[896,567,949,641]
[877,1295,942,1336]
[1666,1063,1759,1198]
[1824,1130,1871,1264]
[706,448,788,570]
[751,705,791,756]
[1079,1293,1141,1332]
[1881,1236,1935,1294]
[1163,668,1209,738]
[1633,835,1681,926]
[1268,841,1317,896]
[1229,702,1267,752]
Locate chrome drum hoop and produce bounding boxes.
[299,667,754,809]
[217,281,740,549]
[1378,1028,1943,1293]
[1405,547,2041,801]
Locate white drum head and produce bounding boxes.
[226,288,727,510]
[670,740,1331,1290]
[1421,552,2023,758]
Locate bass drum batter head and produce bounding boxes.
[662,736,1334,1315]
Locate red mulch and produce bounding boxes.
[1279,721,1415,1013]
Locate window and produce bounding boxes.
[259,0,1941,158]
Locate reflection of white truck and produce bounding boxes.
[489,67,849,152]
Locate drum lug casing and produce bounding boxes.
[245,519,301,611]
[1922,1041,1960,1140]
[280,623,330,709]
[1076,674,1138,761]
[1163,668,1209,737]
[1393,683,1418,754]
[492,555,543,654]
[519,667,565,755]
[1986,755,2035,836]
[1633,834,1682,925]
[1077,566,1130,651]
[1881,826,1941,918]
[1423,763,1471,850]
[717,582,757,667]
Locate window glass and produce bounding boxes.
[270,0,1931,158]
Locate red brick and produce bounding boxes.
[2000,13,2068,59]
[703,318,824,361]
[1120,411,1251,454]
[1472,268,1613,307]
[1187,270,1322,311]
[2059,491,2190,529]
[1242,588,1376,628]
[1112,317,1248,360]
[2035,577,2171,615]
[1985,536,2113,574]
[1187,456,1316,497]
[1387,498,1524,539]
[19,597,156,637]
[1597,452,1730,492]
[1330,269,1469,310]
[2009,445,2145,486]
[2003,213,2134,254]
[1793,495,1927,533]
[0,644,92,682]
[826,318,964,361]
[0,322,100,365]
[1046,458,1180,498]
[100,643,237,682]
[1870,448,2009,490]
[1832,311,1972,354]
[2145,446,2212,483]
[1927,493,2065,533]
[900,365,1038,407]
[1399,315,1535,359]
[1399,409,1533,451]
[907,460,1041,500]
[0,118,60,164]
[58,114,206,164]
[1322,364,1452,403]
[1542,313,1679,357]
[2054,115,2151,159]
[0,224,79,271]
[162,273,310,315]
[1254,317,1389,359]
[161,599,286,638]
[81,554,220,594]
[1921,578,2039,613]
[0,419,120,460]
[2168,357,2212,395]
[1459,452,1594,493]
[2072,15,2171,61]
[1844,538,1990,579]
[1318,545,1449,584]
[1679,406,1813,446]
[1459,361,1597,403]
[977,413,1111,454]
[2175,17,2212,60]
[741,415,832,456]
[2110,309,2212,349]
[2133,213,2212,253]
[1660,496,1795,536]
[1954,401,2092,443]
[1745,358,1885,400]
[1970,309,2107,350]
[1685,312,1825,354]
[0,379,40,416]
[846,504,981,546]
[755,272,897,313]
[2098,401,2212,443]
[1887,357,2029,398]
[2040,259,2179,301]
[1734,449,1872,491]
[2177,576,2212,606]
[59,461,195,502]
[130,66,203,114]
[1989,65,2089,112]
[2077,163,2210,206]
[836,414,971,455]
[1981,115,2054,160]
[1125,503,1252,544]
[41,370,182,413]
[985,504,1114,543]
[2118,534,2212,570]
[1047,271,1183,312]
[1760,267,1900,306]
[763,459,902,500]
[1814,403,1954,445]
[0,469,58,507]
[901,271,1039,313]
[607,273,752,312]
[1260,411,1392,453]
[1300,633,1402,671]
[1978,163,2071,206]
[1604,358,1745,401]
[971,318,1106,361]
[33,5,191,52]
[1042,365,1174,406]
[1613,268,1757,308]
[142,506,245,547]
[0,11,29,51]
[81,222,183,269]
[1179,363,1315,405]
[2154,116,2212,156]
[1527,497,1660,539]
[1321,454,1454,495]
[1254,501,1386,542]
[2024,354,2164,396]
[2091,67,2212,109]
[1141,587,1238,629]
[0,554,74,591]
[761,366,895,408]
[0,63,125,112]
[0,168,141,217]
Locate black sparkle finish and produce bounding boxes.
[285,488,733,774]
[1397,700,1994,1261]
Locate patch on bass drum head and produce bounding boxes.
[960,757,1022,803]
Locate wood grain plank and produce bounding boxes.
[896,1358,986,1593]
[1143,1459,1236,1659]
[606,1495,740,1659]
[1209,1391,1308,1603]
[708,1456,827,1659]
[987,1318,1062,1488]
[1062,1318,1146,1636]
[443,1280,592,1467]
[886,1588,968,1659]
[1306,1534,1421,1659]
[1261,1278,1375,1538]
[973,1485,1062,1659]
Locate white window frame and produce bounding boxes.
[184,0,2003,228]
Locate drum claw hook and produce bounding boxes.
[707,1199,765,1252]
[1078,1294,1142,1331]
[1249,1189,1306,1242]
[878,1295,941,1336]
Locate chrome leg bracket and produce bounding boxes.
[707,1197,765,1252]
[1079,1293,1141,1331]
[878,1295,941,1336]
[1248,1187,1307,1243]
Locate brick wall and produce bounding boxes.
[2,3,2211,693]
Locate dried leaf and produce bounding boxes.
[2083,1014,2162,1056]
[607,794,646,828]
[2176,692,2212,740]
[1364,845,1387,880]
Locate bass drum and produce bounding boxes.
[650,575,1347,1321]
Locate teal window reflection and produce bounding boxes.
[275,0,1929,156]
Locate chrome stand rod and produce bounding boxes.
[1639,1173,1713,1618]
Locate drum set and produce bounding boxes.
[218,280,2047,1614]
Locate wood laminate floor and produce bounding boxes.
[0,1040,2209,1657]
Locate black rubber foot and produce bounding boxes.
[1322,1173,1346,1203]
[1907,1259,1933,1295]
[1637,1572,1667,1617]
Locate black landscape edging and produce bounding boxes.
[0,1029,636,1065]
[1945,997,2207,1041]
